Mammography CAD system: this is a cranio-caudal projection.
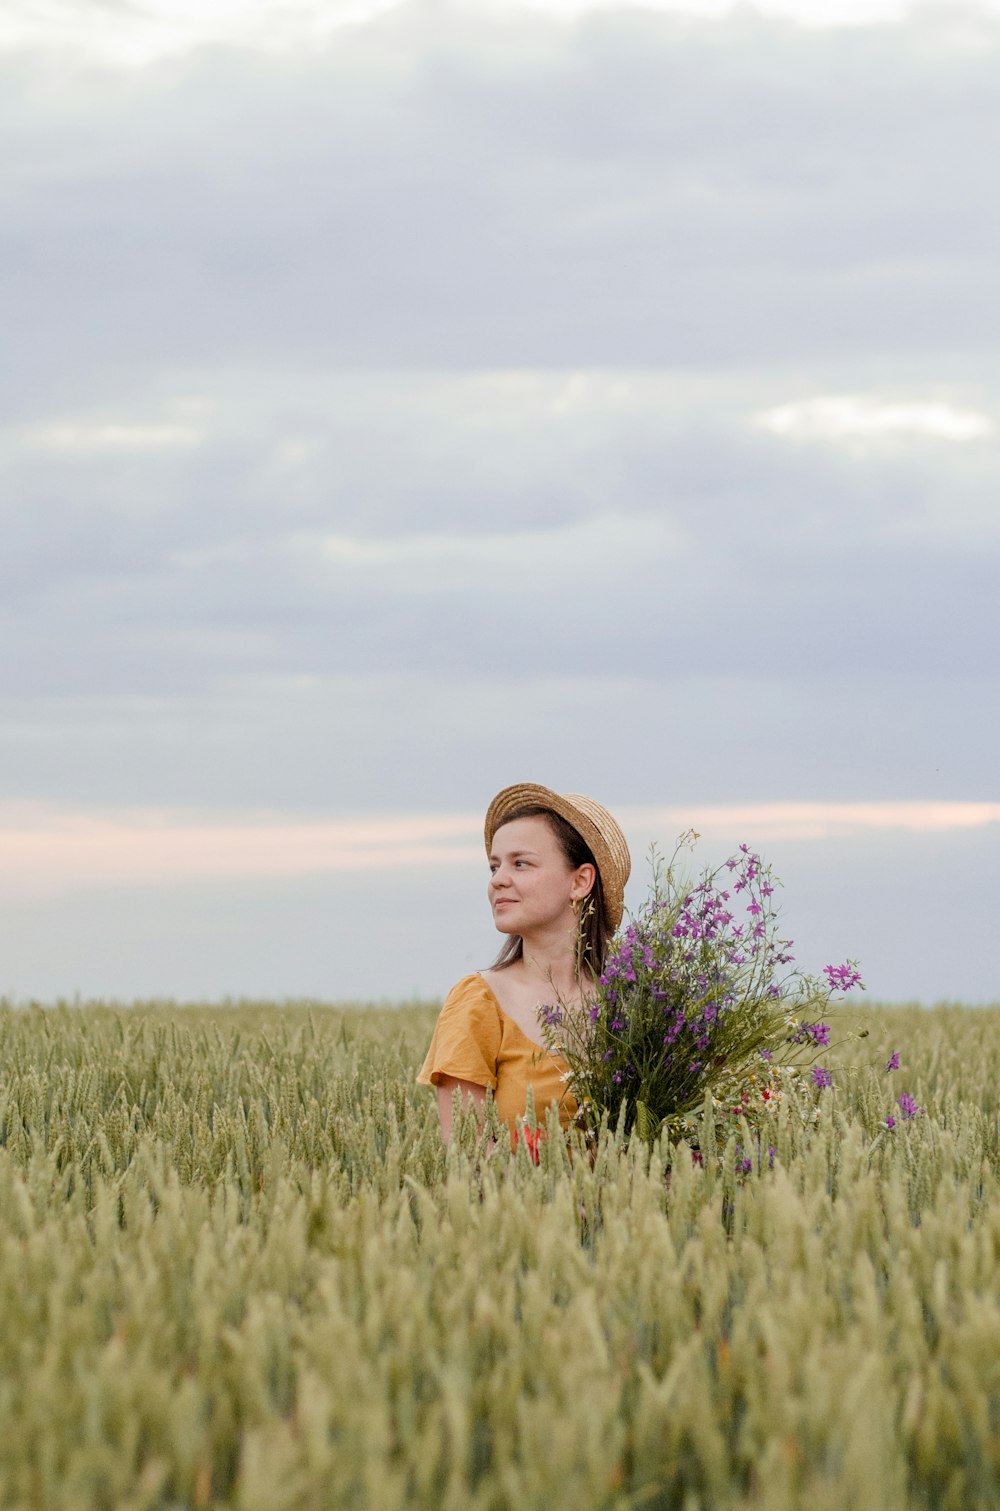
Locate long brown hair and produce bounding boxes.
[489,804,611,976]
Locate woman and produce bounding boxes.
[417,782,631,1145]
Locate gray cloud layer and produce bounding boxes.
[3,362,996,803]
[6,6,1000,375]
[2,2,997,995]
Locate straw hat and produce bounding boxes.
[484,782,631,932]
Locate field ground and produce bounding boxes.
[0,999,998,1510]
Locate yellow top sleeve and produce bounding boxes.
[415,974,503,1090]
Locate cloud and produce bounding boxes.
[1,662,994,823]
[6,0,998,71]
[2,0,998,1005]
[510,0,918,24]
[4,363,998,701]
[753,394,994,443]
[23,421,204,453]
[5,3,1000,387]
[307,511,690,579]
[0,0,405,66]
[634,801,1000,842]
[0,2,997,833]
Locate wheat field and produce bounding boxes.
[0,999,997,1511]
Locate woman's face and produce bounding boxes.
[488,815,594,939]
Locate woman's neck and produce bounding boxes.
[515,926,591,1002]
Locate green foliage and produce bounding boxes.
[0,999,998,1509]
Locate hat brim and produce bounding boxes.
[484,782,629,932]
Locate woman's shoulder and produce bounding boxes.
[416,973,504,1088]
[440,973,503,1018]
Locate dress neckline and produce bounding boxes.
[475,972,553,1057]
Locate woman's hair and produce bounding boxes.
[490,804,611,976]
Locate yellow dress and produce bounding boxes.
[416,974,578,1143]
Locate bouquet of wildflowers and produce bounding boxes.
[542,833,865,1146]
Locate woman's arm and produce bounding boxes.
[434,1074,488,1144]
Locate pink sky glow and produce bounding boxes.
[3,800,997,899]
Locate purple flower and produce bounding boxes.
[767,1145,776,1168]
[812,1066,833,1090]
[792,1022,831,1048]
[759,1048,773,1062]
[897,1091,924,1120]
[823,962,864,994]
[539,1002,563,1027]
[885,1115,896,1130]
[885,1052,900,1073]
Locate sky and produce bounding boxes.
[2,0,998,1005]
